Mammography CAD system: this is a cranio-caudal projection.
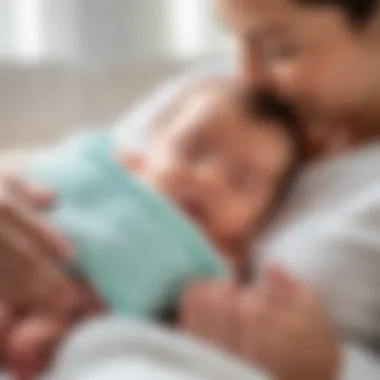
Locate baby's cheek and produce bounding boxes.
[218,202,252,239]
[6,317,67,379]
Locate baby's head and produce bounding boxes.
[125,78,304,266]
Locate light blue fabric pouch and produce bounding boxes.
[24,132,229,318]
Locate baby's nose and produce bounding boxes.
[197,161,226,193]
[241,52,274,94]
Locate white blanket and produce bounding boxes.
[47,317,267,380]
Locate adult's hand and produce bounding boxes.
[0,176,106,379]
[4,279,106,380]
[181,265,341,380]
[0,176,73,311]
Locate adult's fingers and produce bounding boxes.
[181,281,239,352]
[0,234,43,307]
[237,287,272,363]
[6,177,55,208]
[0,197,72,262]
[69,279,106,322]
[6,316,67,380]
[261,264,298,307]
[201,282,239,351]
[0,221,72,311]
[181,282,210,337]
[0,175,72,263]
[0,302,13,364]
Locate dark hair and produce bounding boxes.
[297,0,378,26]
[244,91,307,230]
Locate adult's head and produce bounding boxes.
[217,0,380,151]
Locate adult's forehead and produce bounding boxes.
[217,0,297,28]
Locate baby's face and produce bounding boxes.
[139,88,295,261]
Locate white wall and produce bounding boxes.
[0,62,188,150]
[0,0,231,150]
[0,0,230,64]
[0,0,14,58]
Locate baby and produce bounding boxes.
[8,78,305,377]
[129,79,304,277]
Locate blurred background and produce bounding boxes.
[0,0,232,150]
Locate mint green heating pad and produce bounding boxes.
[24,132,229,318]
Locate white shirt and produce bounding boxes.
[259,144,380,344]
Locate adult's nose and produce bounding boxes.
[239,47,274,93]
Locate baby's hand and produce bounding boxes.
[181,265,341,380]
[243,265,341,380]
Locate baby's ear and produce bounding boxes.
[117,151,146,173]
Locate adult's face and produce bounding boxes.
[217,0,380,129]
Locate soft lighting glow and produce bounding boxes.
[12,0,45,60]
[167,0,205,59]
[166,0,232,60]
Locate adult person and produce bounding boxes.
[1,0,380,378]
[181,0,380,379]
